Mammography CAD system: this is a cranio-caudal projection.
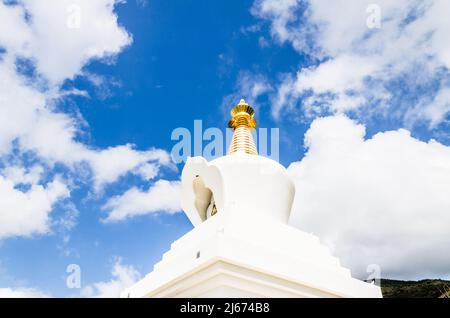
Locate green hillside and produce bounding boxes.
[381,279,450,298]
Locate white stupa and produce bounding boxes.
[122,100,382,298]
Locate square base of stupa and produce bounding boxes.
[121,214,382,298]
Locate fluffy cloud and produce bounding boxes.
[88,147,173,191]
[0,287,50,298]
[81,259,140,298]
[253,0,450,128]
[288,115,450,279]
[102,180,181,223]
[0,1,165,180]
[1,0,132,84]
[0,1,173,238]
[0,174,69,239]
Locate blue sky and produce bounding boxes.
[1,0,450,297]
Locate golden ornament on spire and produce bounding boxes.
[227,99,258,155]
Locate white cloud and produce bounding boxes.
[0,287,50,298]
[288,115,450,279]
[1,165,43,186]
[0,2,160,178]
[13,0,132,84]
[88,147,172,191]
[102,180,181,223]
[406,87,450,128]
[81,259,140,298]
[0,175,69,239]
[0,1,173,238]
[253,0,450,127]
[251,0,304,52]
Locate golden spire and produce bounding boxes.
[227,99,258,155]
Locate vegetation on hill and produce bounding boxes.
[381,279,450,298]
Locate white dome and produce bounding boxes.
[181,153,295,227]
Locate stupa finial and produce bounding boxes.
[227,99,258,155]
